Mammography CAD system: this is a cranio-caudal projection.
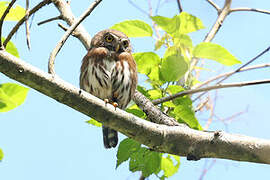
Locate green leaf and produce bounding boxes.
[173,34,193,50]
[163,46,182,59]
[86,119,102,127]
[174,96,202,130]
[0,83,29,112]
[111,20,153,37]
[0,2,25,21]
[133,52,161,75]
[160,55,188,82]
[0,148,3,161]
[193,42,241,66]
[151,15,180,35]
[116,138,141,168]
[2,37,19,57]
[137,85,150,98]
[161,155,180,178]
[147,66,164,86]
[177,12,205,34]
[167,85,184,94]
[126,104,145,118]
[148,89,162,100]
[129,147,161,177]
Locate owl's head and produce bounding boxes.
[90,29,131,53]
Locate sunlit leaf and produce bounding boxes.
[129,147,161,177]
[177,12,205,34]
[137,85,150,98]
[0,148,3,161]
[0,2,25,21]
[86,119,102,127]
[148,89,162,100]
[2,37,19,57]
[151,15,179,35]
[167,85,184,94]
[111,20,153,37]
[133,52,160,75]
[126,104,145,118]
[161,154,180,178]
[174,96,202,130]
[116,138,141,168]
[173,34,193,50]
[193,42,241,66]
[160,55,188,82]
[0,83,29,112]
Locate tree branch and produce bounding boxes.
[48,0,102,75]
[0,0,17,47]
[1,50,270,164]
[194,63,270,89]
[176,0,183,13]
[52,0,92,50]
[152,79,270,105]
[37,15,63,26]
[206,0,220,12]
[3,0,51,47]
[230,7,270,15]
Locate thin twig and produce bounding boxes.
[194,63,270,89]
[192,45,270,101]
[3,0,52,47]
[128,0,148,15]
[206,0,220,12]
[37,15,63,26]
[176,0,183,13]
[48,0,102,75]
[189,0,232,83]
[25,0,31,50]
[148,0,161,39]
[230,7,270,15]
[0,0,17,48]
[152,79,270,105]
[57,22,78,36]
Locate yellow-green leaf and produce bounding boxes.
[161,154,180,178]
[0,2,25,21]
[0,83,28,112]
[160,55,188,82]
[0,148,3,161]
[86,119,102,127]
[151,15,180,35]
[133,52,160,75]
[193,42,241,66]
[177,12,205,34]
[2,37,19,57]
[111,20,153,37]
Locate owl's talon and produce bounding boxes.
[104,99,109,106]
[112,102,118,110]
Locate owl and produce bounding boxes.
[80,29,138,148]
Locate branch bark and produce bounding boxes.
[1,50,270,164]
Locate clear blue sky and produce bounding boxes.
[1,0,270,179]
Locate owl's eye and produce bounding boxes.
[105,34,114,43]
[122,40,129,48]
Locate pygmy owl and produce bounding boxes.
[80,29,138,148]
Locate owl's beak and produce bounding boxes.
[115,44,120,52]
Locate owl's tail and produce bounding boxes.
[102,125,118,148]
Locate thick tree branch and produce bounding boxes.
[1,51,270,164]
